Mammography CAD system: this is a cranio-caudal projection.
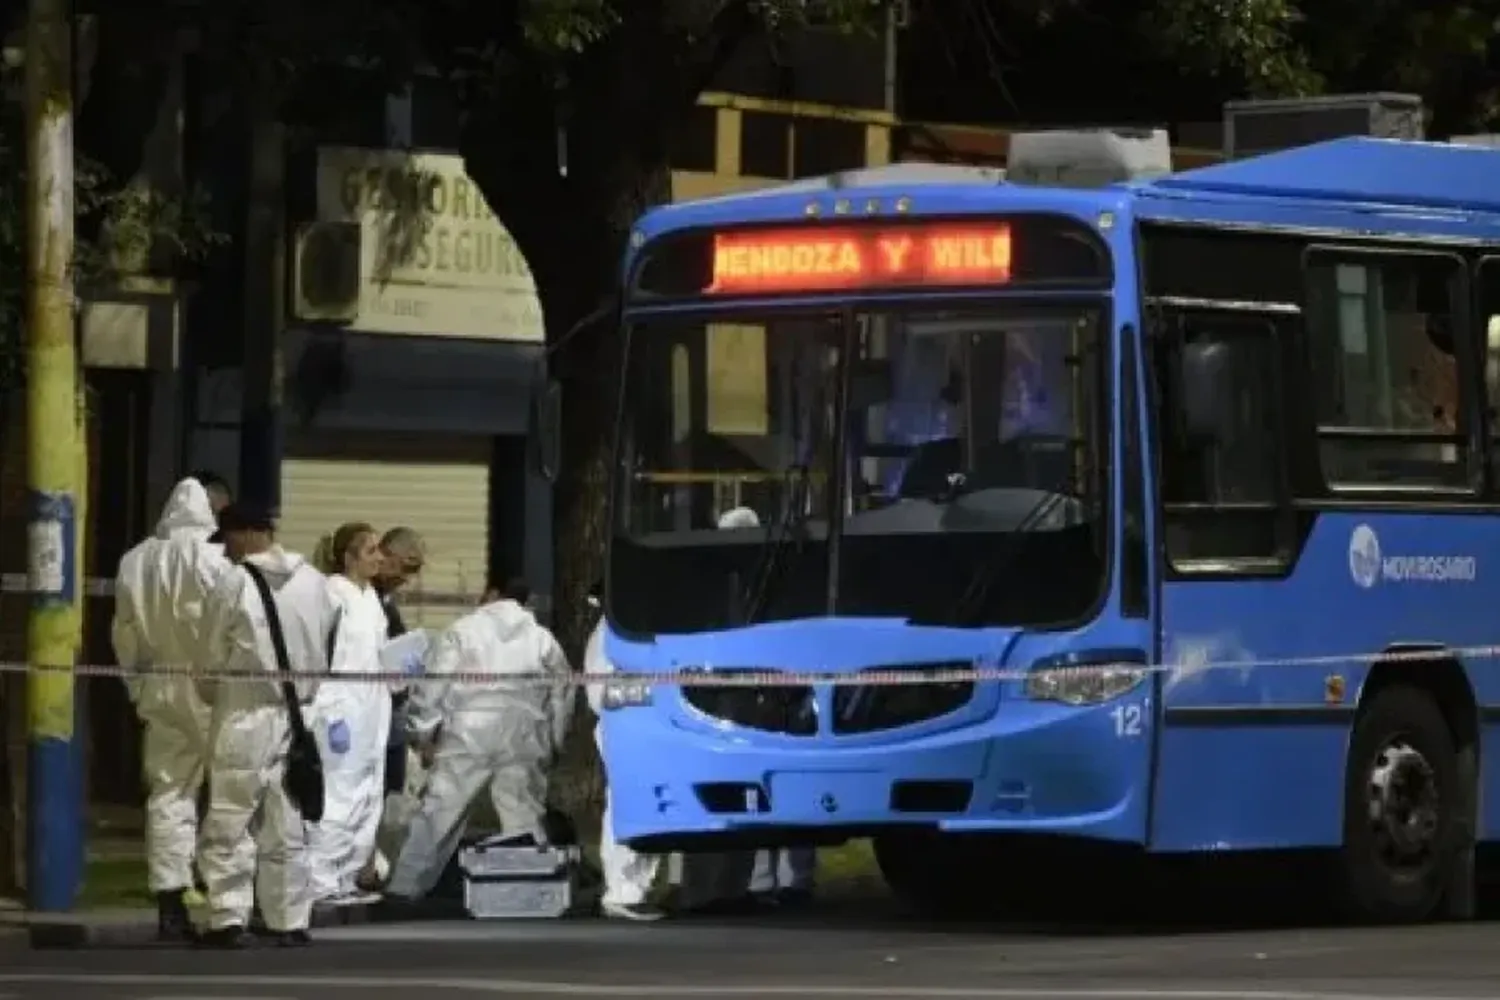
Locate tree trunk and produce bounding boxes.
[461,113,673,829]
[526,161,673,830]
[454,4,717,831]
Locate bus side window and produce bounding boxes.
[1155,313,1288,570]
[1304,252,1467,490]
[1477,257,1500,485]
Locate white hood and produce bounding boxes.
[243,545,308,589]
[717,506,761,530]
[475,598,536,642]
[154,478,217,540]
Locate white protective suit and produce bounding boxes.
[384,599,574,901]
[750,847,817,896]
[307,575,393,901]
[587,620,661,908]
[196,547,339,933]
[109,478,229,894]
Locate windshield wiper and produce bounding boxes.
[736,463,811,626]
[941,487,1068,627]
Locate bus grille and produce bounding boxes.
[832,664,975,735]
[681,669,817,736]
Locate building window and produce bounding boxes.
[792,118,866,177]
[670,105,718,173]
[740,111,792,179]
[1304,251,1467,490]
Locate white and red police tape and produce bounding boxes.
[0,642,1493,687]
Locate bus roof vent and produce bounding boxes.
[791,162,1006,192]
[1006,128,1173,188]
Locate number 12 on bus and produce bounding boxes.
[597,138,1500,923]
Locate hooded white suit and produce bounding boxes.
[307,574,394,901]
[109,478,229,894]
[385,598,574,900]
[587,620,662,910]
[196,546,340,933]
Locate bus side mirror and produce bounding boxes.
[531,380,562,483]
[1177,339,1234,443]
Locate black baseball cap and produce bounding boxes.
[208,501,276,543]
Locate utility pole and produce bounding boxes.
[24,0,82,912]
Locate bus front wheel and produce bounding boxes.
[873,832,993,916]
[1339,684,1463,922]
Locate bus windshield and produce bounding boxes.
[609,304,1109,636]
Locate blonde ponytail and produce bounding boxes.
[316,521,377,577]
[312,533,338,574]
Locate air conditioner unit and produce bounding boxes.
[1223,93,1423,159]
[1006,128,1173,188]
[291,221,361,323]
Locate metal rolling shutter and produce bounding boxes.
[279,429,490,632]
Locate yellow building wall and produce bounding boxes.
[671,92,894,203]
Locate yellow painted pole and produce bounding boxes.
[23,0,81,912]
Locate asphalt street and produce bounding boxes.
[3,906,1500,1000]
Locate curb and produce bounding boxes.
[16,890,621,947]
[311,903,378,928]
[27,917,158,949]
[22,903,375,949]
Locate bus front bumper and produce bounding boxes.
[601,698,1146,852]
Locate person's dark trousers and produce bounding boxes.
[385,691,409,794]
[377,588,409,795]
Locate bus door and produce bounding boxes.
[1144,299,1300,851]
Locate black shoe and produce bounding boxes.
[196,926,248,949]
[156,891,195,943]
[773,887,815,909]
[274,929,312,947]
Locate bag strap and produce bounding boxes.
[326,607,342,669]
[243,561,311,738]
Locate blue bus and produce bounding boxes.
[596,135,1500,922]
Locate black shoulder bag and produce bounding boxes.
[243,562,326,823]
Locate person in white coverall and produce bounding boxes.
[307,521,393,905]
[382,580,575,904]
[586,583,665,921]
[672,507,818,914]
[749,847,817,906]
[110,474,232,942]
[195,503,340,949]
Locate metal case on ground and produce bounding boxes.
[458,839,580,920]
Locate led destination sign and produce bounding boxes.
[708,224,1013,295]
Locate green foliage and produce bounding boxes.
[0,64,226,393]
[1143,0,1318,95]
[522,0,619,55]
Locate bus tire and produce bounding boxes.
[873,833,988,916]
[1339,684,1461,923]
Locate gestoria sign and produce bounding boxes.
[316,145,544,343]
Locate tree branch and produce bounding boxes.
[674,0,760,110]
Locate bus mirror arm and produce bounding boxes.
[531,380,563,483]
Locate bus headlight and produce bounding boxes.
[1025,664,1147,705]
[602,680,653,711]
